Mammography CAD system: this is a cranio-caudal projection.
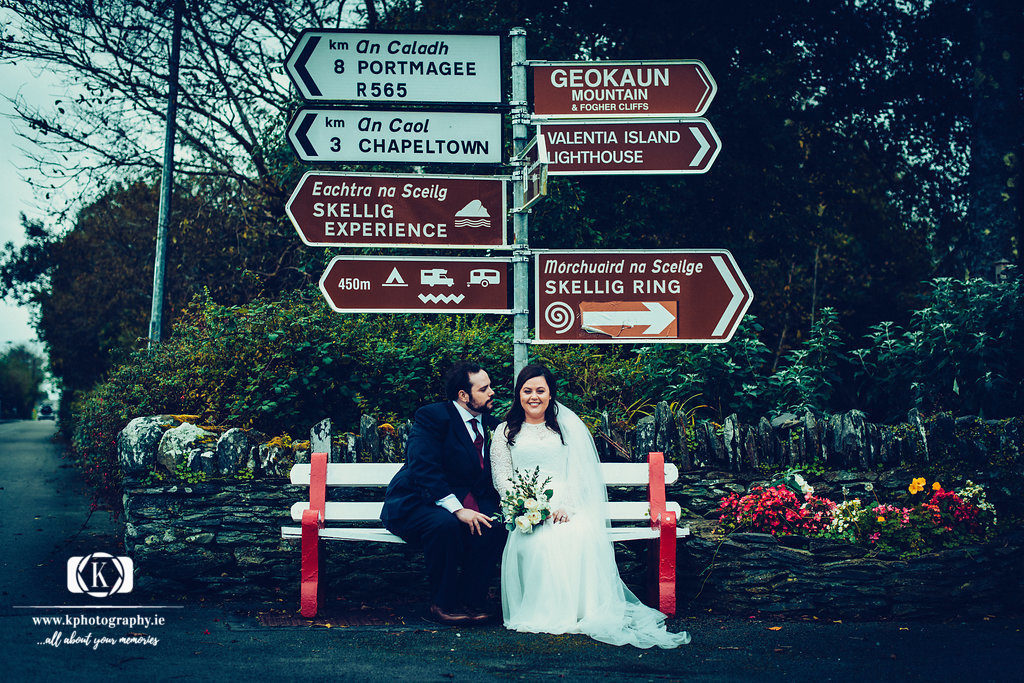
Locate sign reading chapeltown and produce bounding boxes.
[531,60,717,118]
[286,172,508,248]
[285,30,503,103]
[287,108,503,163]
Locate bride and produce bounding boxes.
[490,364,691,648]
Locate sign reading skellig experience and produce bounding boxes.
[286,172,508,248]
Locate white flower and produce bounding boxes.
[524,497,539,511]
[515,516,533,533]
[793,473,813,495]
[526,510,542,525]
[865,483,875,492]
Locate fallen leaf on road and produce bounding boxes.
[899,627,909,631]
[768,626,782,631]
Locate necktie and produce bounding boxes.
[463,418,485,512]
[469,418,485,468]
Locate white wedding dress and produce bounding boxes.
[490,404,690,648]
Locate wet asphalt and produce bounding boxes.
[1,419,1021,681]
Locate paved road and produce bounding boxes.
[1,420,1021,681]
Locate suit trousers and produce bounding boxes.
[391,504,507,610]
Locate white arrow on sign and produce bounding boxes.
[581,302,677,336]
[690,126,712,167]
[711,255,743,337]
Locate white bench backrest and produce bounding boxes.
[289,461,678,488]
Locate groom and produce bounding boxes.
[381,361,507,625]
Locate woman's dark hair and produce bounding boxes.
[443,361,483,401]
[504,364,563,446]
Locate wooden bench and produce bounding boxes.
[282,451,690,618]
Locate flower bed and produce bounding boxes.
[716,471,999,557]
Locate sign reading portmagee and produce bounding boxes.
[531,60,716,117]
[286,30,502,103]
[319,256,513,314]
[538,118,721,175]
[288,108,503,163]
[286,172,509,248]
[535,250,752,344]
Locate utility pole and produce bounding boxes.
[510,27,530,381]
[148,0,183,348]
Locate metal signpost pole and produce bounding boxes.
[148,0,182,349]
[510,27,530,381]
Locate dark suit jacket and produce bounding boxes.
[381,402,501,531]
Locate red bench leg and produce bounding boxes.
[647,452,677,616]
[656,510,677,616]
[300,509,321,617]
[300,452,328,618]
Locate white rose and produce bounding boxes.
[515,516,533,533]
[524,497,539,511]
[526,510,542,525]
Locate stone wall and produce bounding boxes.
[679,528,1024,619]
[122,481,431,605]
[116,410,1023,617]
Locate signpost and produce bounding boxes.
[286,172,508,248]
[285,30,502,104]
[531,60,717,118]
[512,136,548,211]
[281,26,740,383]
[538,118,721,175]
[534,250,752,343]
[287,108,503,163]
[319,256,512,313]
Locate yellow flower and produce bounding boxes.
[908,477,926,495]
[877,516,886,523]
[932,482,942,491]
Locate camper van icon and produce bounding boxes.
[420,269,455,287]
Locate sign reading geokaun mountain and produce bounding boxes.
[531,60,716,117]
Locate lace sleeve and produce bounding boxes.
[489,422,513,500]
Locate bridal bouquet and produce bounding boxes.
[498,466,554,534]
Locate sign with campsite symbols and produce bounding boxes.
[537,117,721,175]
[287,108,503,164]
[531,60,717,118]
[534,250,752,344]
[285,30,502,104]
[319,256,513,314]
[286,172,509,248]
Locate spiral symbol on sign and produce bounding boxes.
[544,301,575,335]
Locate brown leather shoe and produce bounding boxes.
[464,606,497,624]
[429,604,472,626]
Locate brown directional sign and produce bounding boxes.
[319,256,513,313]
[538,118,721,175]
[287,172,508,248]
[535,250,752,344]
[532,60,716,118]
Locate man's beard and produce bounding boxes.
[469,396,494,414]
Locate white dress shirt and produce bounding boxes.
[435,401,486,513]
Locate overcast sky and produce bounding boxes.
[1,59,68,398]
